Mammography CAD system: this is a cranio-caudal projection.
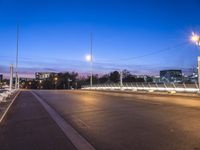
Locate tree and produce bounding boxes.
[122,70,136,82]
[136,77,145,82]
[99,74,109,83]
[109,71,120,83]
[85,74,99,85]
[146,76,153,82]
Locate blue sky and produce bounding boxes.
[0,0,200,77]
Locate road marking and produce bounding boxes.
[31,91,96,150]
[0,90,20,124]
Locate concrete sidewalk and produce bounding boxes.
[0,91,76,150]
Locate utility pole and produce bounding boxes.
[191,32,200,92]
[90,33,93,88]
[198,57,200,91]
[15,24,19,89]
[9,64,14,91]
[120,70,123,90]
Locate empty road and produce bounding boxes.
[1,90,200,150]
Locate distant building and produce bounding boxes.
[160,70,182,83]
[20,77,34,82]
[0,74,3,82]
[152,76,160,83]
[35,72,56,80]
[136,75,153,82]
[184,73,198,83]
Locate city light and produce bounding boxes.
[191,32,200,46]
[85,54,92,62]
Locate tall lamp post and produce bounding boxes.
[191,32,200,91]
[86,33,93,88]
[86,54,93,88]
[15,24,19,89]
[9,64,14,91]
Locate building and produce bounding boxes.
[160,70,182,83]
[152,76,160,83]
[35,72,56,80]
[0,74,3,82]
[183,73,198,83]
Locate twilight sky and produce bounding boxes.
[0,0,200,77]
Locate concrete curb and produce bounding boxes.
[0,90,21,124]
[82,89,200,99]
[31,91,96,150]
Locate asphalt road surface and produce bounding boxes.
[1,90,200,150]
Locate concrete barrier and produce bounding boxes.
[0,95,4,102]
[82,83,200,93]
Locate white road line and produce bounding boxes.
[31,91,96,150]
[0,90,20,124]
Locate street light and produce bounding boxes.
[85,54,93,88]
[85,55,92,62]
[85,33,93,88]
[39,80,42,89]
[191,32,200,92]
[191,32,200,46]
[54,77,58,89]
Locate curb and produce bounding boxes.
[0,90,21,124]
[82,89,200,99]
[31,91,96,150]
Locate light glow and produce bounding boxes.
[85,54,92,62]
[191,32,200,45]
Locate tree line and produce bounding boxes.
[21,70,153,89]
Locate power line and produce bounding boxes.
[96,41,189,62]
[0,41,189,64]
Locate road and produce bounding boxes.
[1,90,200,150]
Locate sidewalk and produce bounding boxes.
[0,91,76,150]
[0,91,19,121]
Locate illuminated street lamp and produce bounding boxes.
[85,54,92,62]
[191,32,200,91]
[85,54,93,88]
[86,33,93,88]
[39,80,42,89]
[191,32,200,46]
[54,77,58,89]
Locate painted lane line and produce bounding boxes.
[31,91,96,150]
[0,90,20,124]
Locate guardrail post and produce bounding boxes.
[142,83,145,90]
[156,83,158,88]
[195,82,198,89]
[172,83,176,90]
[164,83,166,88]
[183,83,186,88]
[136,83,138,90]
[163,83,167,91]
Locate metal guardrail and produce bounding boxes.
[82,83,199,93]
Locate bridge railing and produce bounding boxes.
[0,89,17,102]
[82,83,199,93]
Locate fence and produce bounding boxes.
[82,83,199,93]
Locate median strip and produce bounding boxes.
[31,91,95,150]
